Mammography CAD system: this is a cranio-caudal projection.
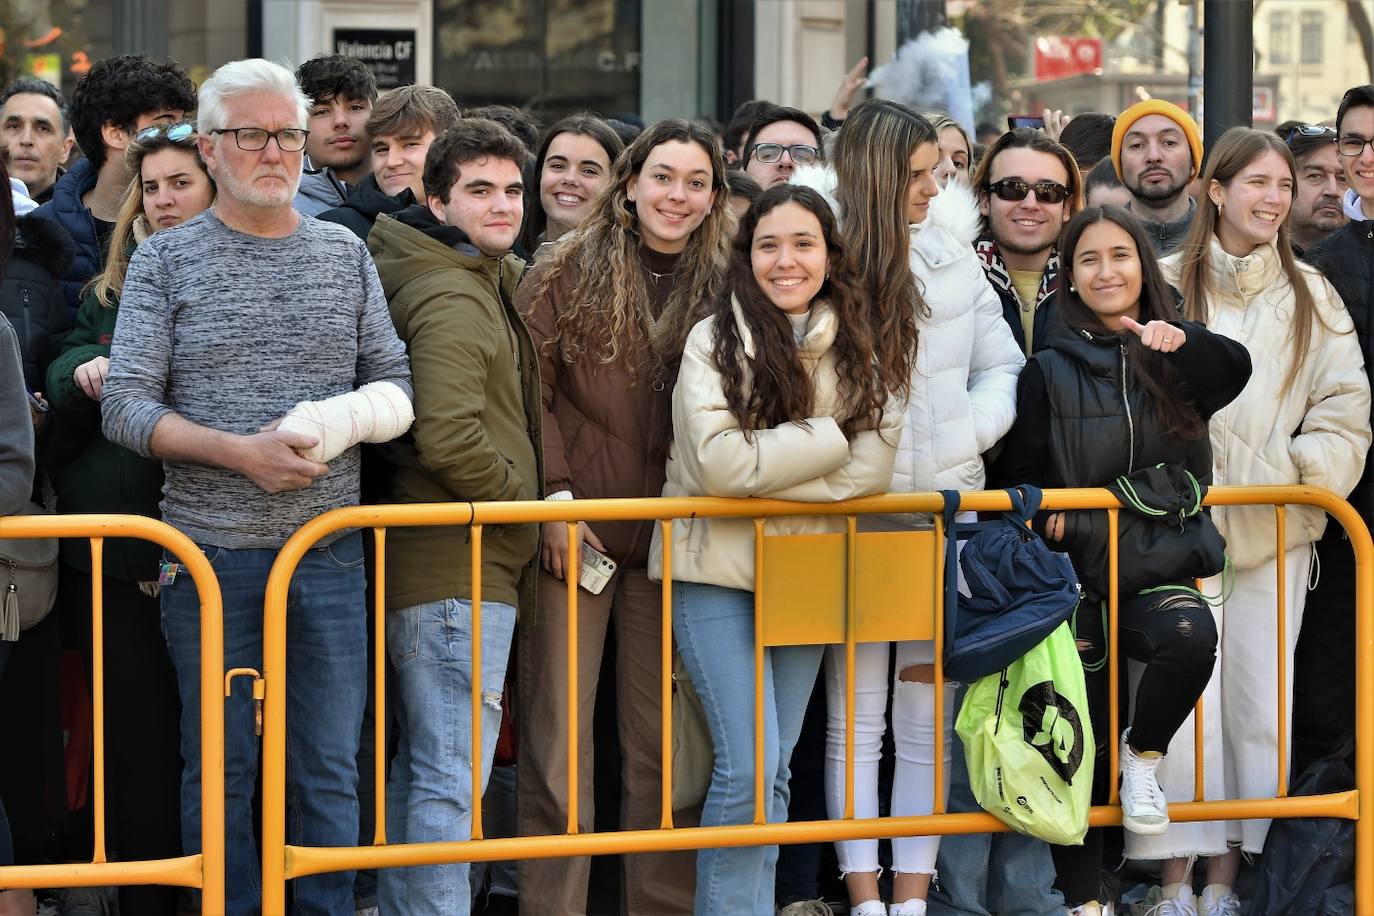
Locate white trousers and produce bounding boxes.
[1124,545,1312,860]
[823,639,954,875]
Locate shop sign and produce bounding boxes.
[334,28,417,89]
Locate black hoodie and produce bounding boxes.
[318,173,417,242]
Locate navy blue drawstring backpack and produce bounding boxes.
[939,486,1081,683]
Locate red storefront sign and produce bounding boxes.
[1033,37,1104,81]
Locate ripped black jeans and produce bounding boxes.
[1076,583,1219,753]
[1053,585,1219,906]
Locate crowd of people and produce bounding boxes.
[0,48,1370,916]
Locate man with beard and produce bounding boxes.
[970,128,1081,355]
[1276,121,1347,256]
[294,54,377,216]
[101,58,412,916]
[1109,99,1203,255]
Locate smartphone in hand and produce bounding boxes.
[1008,115,1046,130]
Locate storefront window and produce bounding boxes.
[434,0,641,120]
[0,0,246,97]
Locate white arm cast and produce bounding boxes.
[276,380,415,463]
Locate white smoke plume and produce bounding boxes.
[869,27,977,134]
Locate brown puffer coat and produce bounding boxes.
[515,257,674,569]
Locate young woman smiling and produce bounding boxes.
[796,97,1024,916]
[44,122,216,916]
[1131,127,1373,915]
[519,114,624,260]
[514,119,734,915]
[649,183,899,915]
[991,206,1252,916]
[926,112,972,187]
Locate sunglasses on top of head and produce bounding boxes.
[985,177,1072,204]
[135,122,197,144]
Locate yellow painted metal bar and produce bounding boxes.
[247,486,1374,913]
[753,517,766,826]
[90,538,107,864]
[844,516,856,821]
[1194,578,1205,804]
[1275,506,1288,798]
[0,514,223,910]
[471,525,485,840]
[373,528,387,846]
[279,791,1360,879]
[0,855,207,890]
[1108,508,1120,806]
[659,519,674,830]
[565,521,579,836]
[260,506,474,915]
[933,513,946,815]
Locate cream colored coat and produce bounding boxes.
[648,299,901,592]
[1161,238,1371,570]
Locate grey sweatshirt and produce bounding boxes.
[101,209,412,548]
[0,314,34,514]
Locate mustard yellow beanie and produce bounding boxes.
[1111,100,1203,181]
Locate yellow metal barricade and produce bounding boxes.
[0,514,225,913]
[259,486,1374,916]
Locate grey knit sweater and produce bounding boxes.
[101,209,411,548]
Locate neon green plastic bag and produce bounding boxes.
[955,621,1094,845]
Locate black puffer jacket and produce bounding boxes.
[991,316,1251,591]
[1306,220,1374,523]
[0,213,74,390]
[318,173,416,242]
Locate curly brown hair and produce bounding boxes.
[527,118,735,379]
[713,184,888,441]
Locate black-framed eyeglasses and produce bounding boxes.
[985,177,1072,204]
[1337,133,1374,158]
[210,127,310,152]
[136,122,196,144]
[1286,124,1335,146]
[749,142,820,165]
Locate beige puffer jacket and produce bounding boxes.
[648,299,901,592]
[1161,238,1371,570]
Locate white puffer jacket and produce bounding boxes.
[647,299,902,591]
[1161,238,1372,570]
[792,164,1024,494]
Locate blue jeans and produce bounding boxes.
[673,581,824,916]
[928,685,1063,916]
[161,533,367,916]
[377,597,516,916]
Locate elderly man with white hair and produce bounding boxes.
[101,58,412,916]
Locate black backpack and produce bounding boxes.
[1248,734,1355,915]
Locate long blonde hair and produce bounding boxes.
[1175,127,1330,396]
[526,119,735,378]
[89,125,214,307]
[832,99,930,398]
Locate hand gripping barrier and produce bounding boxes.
[0,514,225,912]
[258,486,1374,915]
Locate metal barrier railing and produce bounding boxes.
[0,514,225,912]
[259,486,1374,915]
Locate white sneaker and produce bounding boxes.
[1120,730,1169,835]
[890,898,928,916]
[849,901,888,916]
[1067,902,1115,915]
[1199,884,1241,916]
[1144,883,1199,916]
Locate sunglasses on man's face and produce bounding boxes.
[985,177,1072,204]
[749,142,819,165]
